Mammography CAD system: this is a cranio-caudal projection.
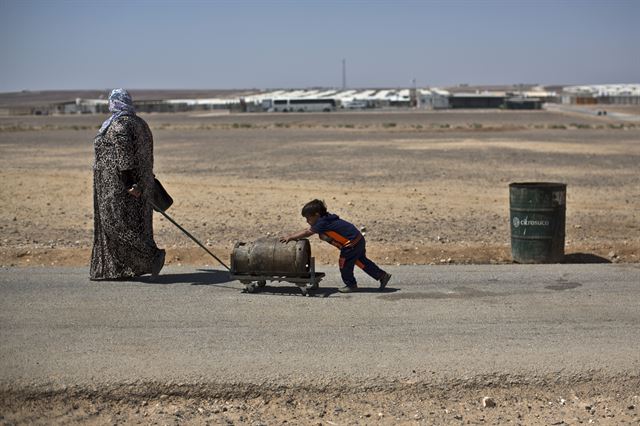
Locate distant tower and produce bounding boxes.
[410,78,418,108]
[342,59,347,90]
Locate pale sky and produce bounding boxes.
[1,0,638,92]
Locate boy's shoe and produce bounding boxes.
[151,249,166,278]
[338,285,357,293]
[379,272,392,291]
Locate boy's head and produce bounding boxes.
[301,199,327,226]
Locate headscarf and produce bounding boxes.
[97,88,136,135]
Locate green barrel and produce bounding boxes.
[509,182,566,263]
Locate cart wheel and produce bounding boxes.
[257,280,267,288]
[245,283,258,293]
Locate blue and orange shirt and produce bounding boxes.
[310,213,363,250]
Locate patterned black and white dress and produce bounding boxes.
[90,115,163,280]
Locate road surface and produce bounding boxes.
[1,264,638,394]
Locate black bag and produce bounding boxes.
[152,178,173,212]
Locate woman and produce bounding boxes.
[90,89,165,280]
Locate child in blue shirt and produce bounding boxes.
[281,199,391,293]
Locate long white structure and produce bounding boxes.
[562,84,640,105]
[564,84,640,97]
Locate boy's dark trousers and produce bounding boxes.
[339,239,385,287]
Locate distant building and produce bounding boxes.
[164,98,238,112]
[562,84,640,105]
[519,90,557,103]
[418,89,450,109]
[504,97,543,110]
[261,98,337,112]
[59,98,108,114]
[449,93,506,109]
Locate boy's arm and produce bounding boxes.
[280,229,314,243]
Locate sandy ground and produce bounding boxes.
[2,378,639,425]
[0,110,638,268]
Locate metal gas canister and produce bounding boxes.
[231,238,311,276]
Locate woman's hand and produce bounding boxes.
[127,186,142,198]
[279,236,291,243]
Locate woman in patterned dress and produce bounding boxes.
[90,89,165,280]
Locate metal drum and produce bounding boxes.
[509,182,566,263]
[231,238,311,276]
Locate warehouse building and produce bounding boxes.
[449,92,506,108]
[504,97,543,109]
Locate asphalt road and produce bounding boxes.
[1,264,639,393]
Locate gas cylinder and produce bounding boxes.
[230,238,311,276]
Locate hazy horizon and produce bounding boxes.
[1,0,639,92]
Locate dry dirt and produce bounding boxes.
[0,110,638,269]
[1,376,639,425]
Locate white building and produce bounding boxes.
[418,89,450,109]
[562,84,640,105]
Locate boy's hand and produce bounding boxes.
[280,229,314,243]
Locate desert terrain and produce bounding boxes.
[0,109,638,268]
[1,108,640,424]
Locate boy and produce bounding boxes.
[280,199,391,293]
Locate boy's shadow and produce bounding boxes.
[138,269,235,287]
[254,285,399,298]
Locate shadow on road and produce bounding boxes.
[138,269,234,286]
[252,286,399,298]
[564,253,612,264]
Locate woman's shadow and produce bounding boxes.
[138,268,235,287]
[138,270,400,296]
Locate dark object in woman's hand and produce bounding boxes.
[151,178,173,212]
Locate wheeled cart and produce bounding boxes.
[231,257,325,296]
[230,238,325,296]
